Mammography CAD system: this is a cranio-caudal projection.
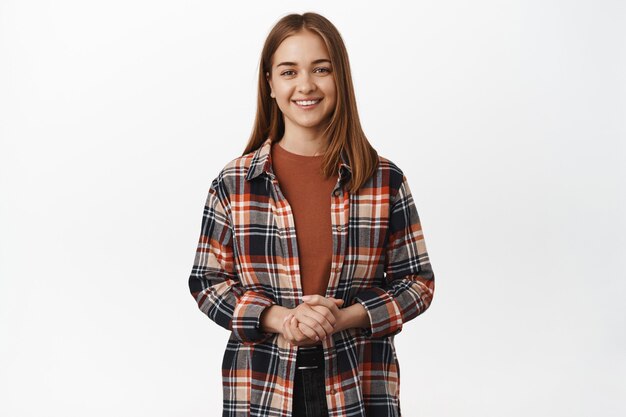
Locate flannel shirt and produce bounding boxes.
[189,137,435,417]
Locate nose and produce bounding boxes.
[297,72,316,94]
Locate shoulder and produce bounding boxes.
[209,149,259,197]
[218,142,260,176]
[375,154,406,198]
[216,152,254,180]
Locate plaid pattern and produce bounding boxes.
[189,137,435,417]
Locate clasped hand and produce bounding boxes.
[281,295,344,346]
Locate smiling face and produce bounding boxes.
[266,29,337,140]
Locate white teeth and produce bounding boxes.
[295,99,320,106]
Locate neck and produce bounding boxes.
[279,134,329,157]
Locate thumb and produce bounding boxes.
[332,298,344,306]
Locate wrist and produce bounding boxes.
[337,303,369,332]
[260,305,290,333]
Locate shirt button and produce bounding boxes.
[335,267,341,273]
[330,388,336,395]
[333,190,340,197]
[337,226,343,232]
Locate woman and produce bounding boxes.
[188,12,435,417]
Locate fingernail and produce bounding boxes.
[302,295,311,300]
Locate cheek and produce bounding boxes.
[275,83,292,95]
[322,82,337,98]
[276,90,293,104]
[323,87,336,103]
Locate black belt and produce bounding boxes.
[296,345,324,370]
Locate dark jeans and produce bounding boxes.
[292,344,329,417]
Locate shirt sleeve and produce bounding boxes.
[352,174,435,339]
[188,176,276,345]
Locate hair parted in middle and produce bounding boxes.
[242,12,379,193]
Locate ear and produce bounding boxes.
[266,72,274,96]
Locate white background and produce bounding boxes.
[1,1,624,416]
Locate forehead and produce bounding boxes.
[272,30,330,66]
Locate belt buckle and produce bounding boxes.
[296,347,322,370]
[296,365,319,370]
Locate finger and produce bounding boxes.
[290,316,319,342]
[282,314,295,342]
[327,298,344,311]
[300,305,335,331]
[302,296,345,319]
[306,306,335,334]
[331,298,345,306]
[296,314,328,340]
[310,305,337,327]
[328,298,345,318]
[297,322,325,344]
[290,316,316,342]
[301,294,335,309]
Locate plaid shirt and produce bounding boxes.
[189,137,435,417]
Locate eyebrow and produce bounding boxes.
[276,58,331,68]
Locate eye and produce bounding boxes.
[280,70,296,76]
[315,67,331,74]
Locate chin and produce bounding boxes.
[296,121,327,129]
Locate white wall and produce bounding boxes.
[1,1,624,416]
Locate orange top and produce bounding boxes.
[270,141,338,296]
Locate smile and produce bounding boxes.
[293,98,322,108]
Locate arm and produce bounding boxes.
[334,302,370,333]
[259,305,291,333]
[351,174,435,339]
[188,176,276,345]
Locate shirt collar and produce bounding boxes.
[245,137,352,182]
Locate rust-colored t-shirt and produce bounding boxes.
[270,141,338,296]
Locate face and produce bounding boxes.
[266,30,337,137]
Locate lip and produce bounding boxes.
[292,97,323,109]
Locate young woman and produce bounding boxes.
[188,12,435,417]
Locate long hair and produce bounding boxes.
[242,12,378,193]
